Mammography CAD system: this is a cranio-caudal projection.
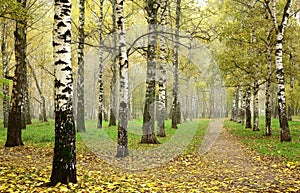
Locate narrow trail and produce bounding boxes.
[199,120,298,192]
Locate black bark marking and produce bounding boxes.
[53,41,60,47]
[120,101,127,109]
[57,21,67,28]
[60,29,71,43]
[56,49,68,54]
[55,79,65,88]
[54,14,60,20]
[61,66,72,71]
[55,59,68,66]
[56,94,68,101]
[62,86,72,94]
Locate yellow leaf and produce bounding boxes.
[288,187,296,192]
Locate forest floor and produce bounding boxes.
[0,120,299,192]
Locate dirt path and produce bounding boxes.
[198,119,298,192]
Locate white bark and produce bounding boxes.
[116,0,129,157]
[97,0,104,129]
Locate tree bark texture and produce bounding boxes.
[1,22,9,128]
[276,35,291,141]
[265,28,272,136]
[253,80,259,131]
[109,0,118,127]
[230,86,238,122]
[23,69,31,125]
[5,0,27,147]
[116,0,129,157]
[50,0,77,185]
[237,86,245,124]
[171,0,181,129]
[267,0,292,141]
[287,53,294,121]
[245,84,252,129]
[157,0,167,137]
[141,0,160,144]
[76,0,86,132]
[97,0,104,129]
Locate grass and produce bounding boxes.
[0,118,209,154]
[1,117,298,161]
[0,120,57,147]
[224,116,300,161]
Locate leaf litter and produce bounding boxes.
[0,128,299,192]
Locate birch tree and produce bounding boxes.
[24,65,31,125]
[97,0,104,129]
[116,0,129,157]
[230,86,238,122]
[49,0,77,185]
[157,0,167,137]
[265,0,292,141]
[109,0,118,127]
[265,25,273,136]
[1,21,9,128]
[253,79,259,131]
[171,0,181,129]
[77,0,86,132]
[245,84,252,128]
[5,0,27,147]
[141,0,160,144]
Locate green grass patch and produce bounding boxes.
[0,120,54,147]
[0,119,209,154]
[224,117,300,161]
[82,119,209,152]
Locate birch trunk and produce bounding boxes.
[1,22,9,128]
[24,70,31,125]
[116,0,129,157]
[171,0,181,129]
[276,33,291,141]
[230,86,238,122]
[265,28,272,136]
[287,52,294,121]
[245,84,252,129]
[253,80,259,131]
[237,85,245,124]
[157,0,167,137]
[97,0,104,129]
[76,0,86,132]
[109,0,117,127]
[50,0,77,185]
[141,0,160,144]
[266,0,292,141]
[5,0,27,146]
